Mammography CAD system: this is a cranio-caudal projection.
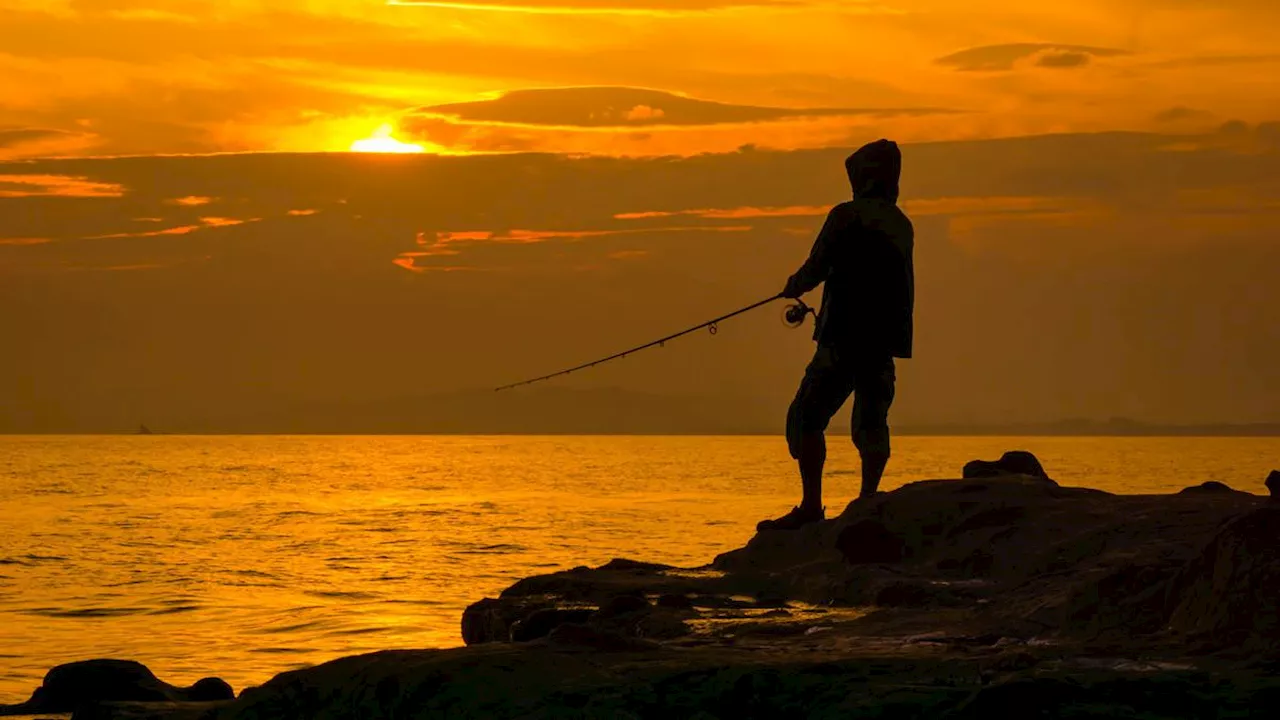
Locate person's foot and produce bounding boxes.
[756,505,825,532]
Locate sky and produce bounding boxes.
[1,0,1278,432]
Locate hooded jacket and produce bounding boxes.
[785,139,914,358]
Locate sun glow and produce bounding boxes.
[350,124,425,154]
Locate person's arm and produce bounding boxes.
[783,206,844,298]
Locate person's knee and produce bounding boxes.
[785,401,802,459]
[787,402,828,460]
[852,424,891,459]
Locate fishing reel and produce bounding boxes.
[782,299,816,329]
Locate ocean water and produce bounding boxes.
[1,434,1277,704]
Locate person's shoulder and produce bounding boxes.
[828,200,858,219]
[826,200,864,225]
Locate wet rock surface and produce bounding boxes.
[16,455,1280,718]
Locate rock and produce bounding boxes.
[873,580,946,607]
[69,700,227,720]
[836,518,906,564]
[1178,481,1242,495]
[656,593,694,609]
[1167,506,1280,649]
[592,593,650,619]
[546,623,659,652]
[0,659,233,716]
[186,677,234,702]
[1267,470,1279,499]
[585,594,691,640]
[598,558,673,572]
[462,597,553,645]
[510,608,596,642]
[962,450,1053,482]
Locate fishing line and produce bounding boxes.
[494,294,815,391]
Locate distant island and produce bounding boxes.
[892,418,1280,437]
[2,390,1277,436]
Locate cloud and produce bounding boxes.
[1035,52,1091,69]
[935,44,1130,72]
[409,87,948,128]
[401,224,752,269]
[615,205,826,220]
[612,197,1079,222]
[87,216,256,239]
[385,0,860,16]
[0,173,124,197]
[166,196,215,206]
[394,86,956,154]
[1153,106,1213,124]
[0,127,74,148]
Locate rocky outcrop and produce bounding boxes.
[1267,470,1279,499]
[0,659,233,717]
[961,450,1053,483]
[1178,480,1245,495]
[1167,506,1280,652]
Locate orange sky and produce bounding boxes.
[1,1,1278,432]
[2,0,1279,158]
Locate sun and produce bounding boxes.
[350,124,425,154]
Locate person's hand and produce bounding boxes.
[782,275,804,299]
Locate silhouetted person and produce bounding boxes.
[759,139,914,531]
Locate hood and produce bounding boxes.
[845,139,901,203]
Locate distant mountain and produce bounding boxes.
[6,391,1278,435]
[894,418,1280,437]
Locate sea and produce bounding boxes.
[1,434,1277,705]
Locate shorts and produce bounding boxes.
[786,345,895,459]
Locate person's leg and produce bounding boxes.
[765,347,854,530]
[795,431,826,513]
[851,356,896,498]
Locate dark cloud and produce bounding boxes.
[406,87,949,129]
[0,128,75,148]
[1153,106,1213,123]
[935,44,1130,72]
[0,127,97,157]
[1035,51,1090,69]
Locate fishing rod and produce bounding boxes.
[494,293,816,391]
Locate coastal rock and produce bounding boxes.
[510,608,595,642]
[545,623,660,652]
[656,593,694,609]
[962,450,1054,483]
[1168,506,1280,650]
[593,593,649,618]
[836,518,906,564]
[1267,470,1279,499]
[0,659,233,717]
[461,597,555,644]
[1178,481,1243,495]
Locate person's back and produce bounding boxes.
[759,138,914,532]
[809,140,914,358]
